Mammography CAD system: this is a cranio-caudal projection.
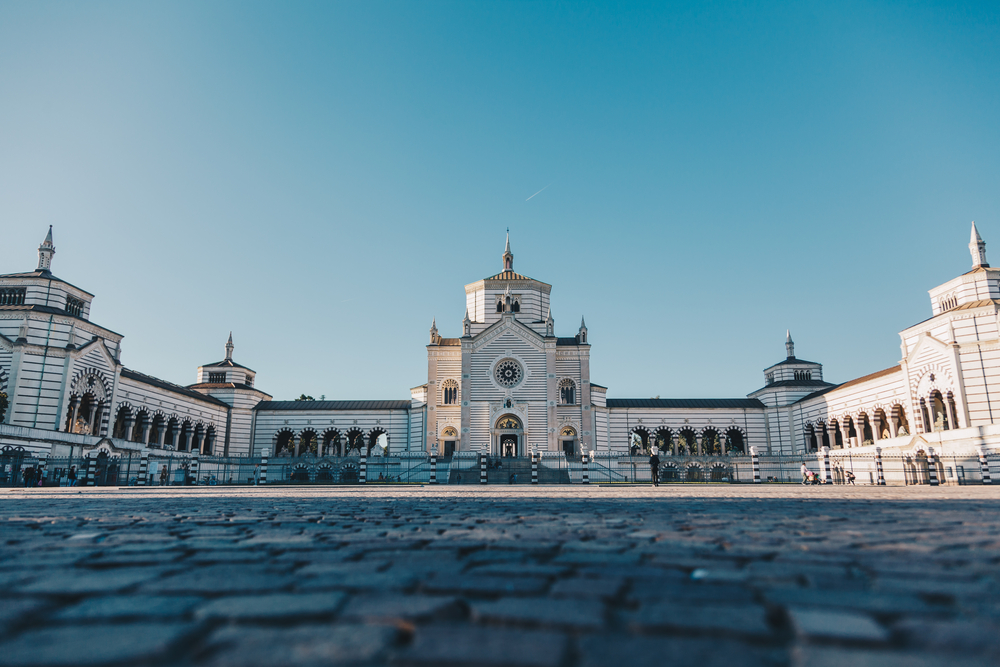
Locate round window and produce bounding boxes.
[494,359,524,387]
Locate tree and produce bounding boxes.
[295,394,315,401]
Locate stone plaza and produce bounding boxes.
[2,484,1000,666]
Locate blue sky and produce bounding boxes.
[1,1,998,401]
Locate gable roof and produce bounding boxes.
[120,368,231,408]
[255,400,411,412]
[793,365,902,404]
[607,398,765,410]
[199,359,254,371]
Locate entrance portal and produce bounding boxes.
[501,434,518,457]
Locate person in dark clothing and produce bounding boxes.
[649,447,661,487]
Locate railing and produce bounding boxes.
[4,445,997,487]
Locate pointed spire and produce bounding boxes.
[580,316,587,330]
[545,307,554,337]
[578,316,588,344]
[37,225,55,272]
[970,221,989,268]
[785,330,795,359]
[502,229,514,272]
[429,318,439,344]
[463,309,472,337]
[225,332,234,361]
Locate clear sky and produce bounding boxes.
[1,1,998,402]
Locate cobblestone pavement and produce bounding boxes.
[3,485,1000,667]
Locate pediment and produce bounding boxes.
[74,337,119,369]
[906,332,951,364]
[472,315,545,353]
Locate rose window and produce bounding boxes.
[494,359,523,387]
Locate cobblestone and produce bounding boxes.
[3,484,1000,666]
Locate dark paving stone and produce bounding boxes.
[142,564,296,594]
[55,595,203,619]
[195,592,346,620]
[397,625,567,666]
[472,597,605,630]
[339,594,464,622]
[203,624,398,666]
[0,623,193,666]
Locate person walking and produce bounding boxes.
[649,446,661,487]
[68,465,77,487]
[800,463,809,485]
[252,463,261,486]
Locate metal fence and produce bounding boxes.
[3,444,998,487]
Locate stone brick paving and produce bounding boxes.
[2,485,1000,666]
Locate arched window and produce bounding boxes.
[512,299,520,313]
[793,370,812,380]
[496,415,522,430]
[442,379,459,405]
[559,379,576,405]
[496,299,503,313]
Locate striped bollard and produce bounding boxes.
[137,451,148,486]
[360,454,367,484]
[260,450,269,485]
[37,455,48,487]
[927,448,939,487]
[582,453,589,484]
[874,447,885,486]
[190,452,200,486]
[750,447,760,483]
[531,451,538,485]
[480,453,487,485]
[86,452,97,486]
[429,455,437,484]
[978,448,992,484]
[822,447,832,484]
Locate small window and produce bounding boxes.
[65,296,85,318]
[765,373,774,385]
[512,300,520,313]
[245,375,254,387]
[442,379,459,405]
[208,372,226,384]
[496,300,503,312]
[0,287,26,306]
[559,379,576,405]
[793,370,812,381]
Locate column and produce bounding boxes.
[67,397,79,432]
[889,412,898,438]
[671,434,678,457]
[946,399,959,432]
[88,402,101,435]
[841,424,850,449]
[872,415,882,442]
[157,426,167,448]
[141,418,152,445]
[123,415,135,442]
[182,430,193,452]
[294,436,301,458]
[696,435,703,456]
[170,428,180,450]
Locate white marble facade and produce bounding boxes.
[3,225,1000,459]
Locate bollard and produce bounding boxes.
[750,447,760,483]
[260,450,269,485]
[137,451,148,486]
[480,453,487,485]
[429,455,437,485]
[582,453,589,484]
[822,447,832,484]
[927,448,939,487]
[190,452,200,486]
[360,454,367,484]
[531,451,538,485]
[86,452,97,486]
[978,448,992,485]
[874,447,885,486]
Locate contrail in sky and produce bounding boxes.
[526,184,550,201]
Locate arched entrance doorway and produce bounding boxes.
[559,426,577,456]
[495,415,522,457]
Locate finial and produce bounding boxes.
[463,309,472,337]
[970,221,989,268]
[37,225,55,272]
[580,316,587,329]
[578,315,587,343]
[785,330,795,359]
[225,332,234,360]
[502,230,513,271]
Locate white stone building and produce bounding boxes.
[3,224,1000,468]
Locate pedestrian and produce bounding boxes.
[68,466,77,487]
[22,465,34,488]
[252,463,261,486]
[159,466,167,486]
[649,446,660,487]
[845,469,856,486]
[800,463,809,485]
